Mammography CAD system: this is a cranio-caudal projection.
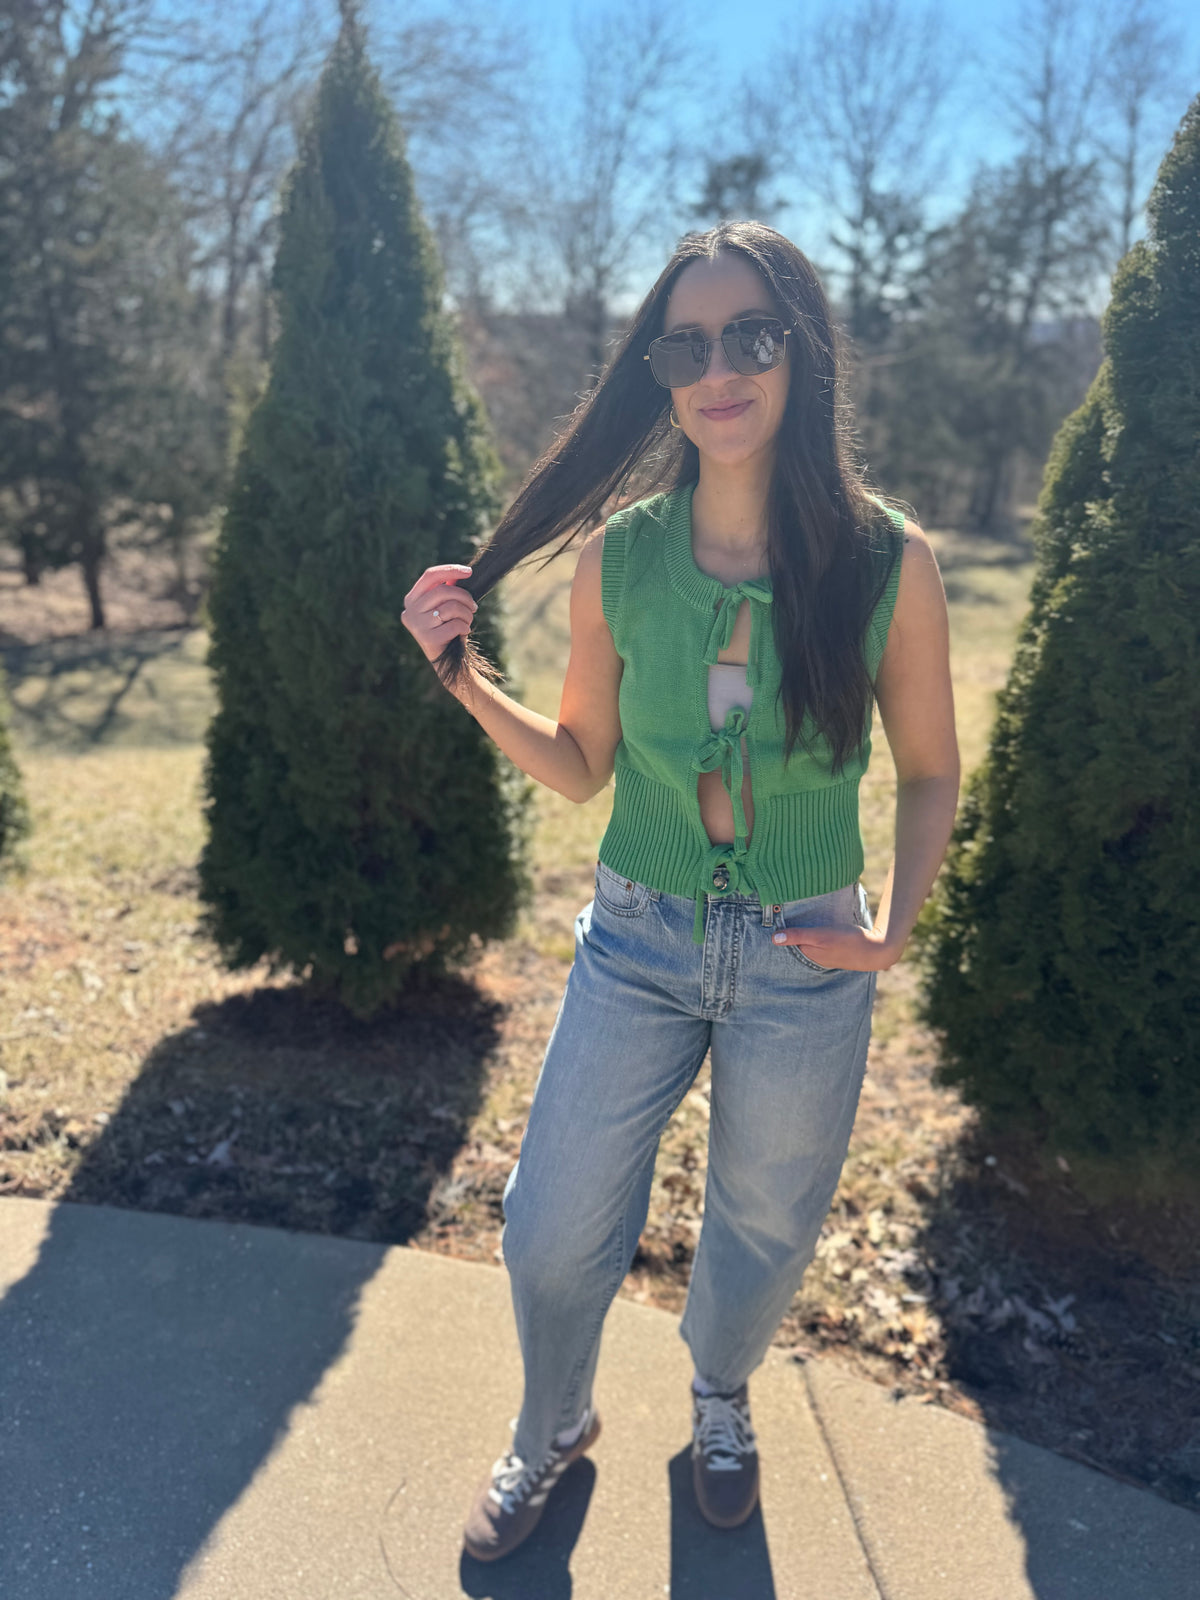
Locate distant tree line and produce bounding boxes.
[0,0,1193,626]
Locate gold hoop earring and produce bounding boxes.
[668,405,682,429]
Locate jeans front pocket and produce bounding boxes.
[776,883,862,972]
[853,880,874,933]
[593,858,656,918]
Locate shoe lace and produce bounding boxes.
[694,1392,757,1471]
[487,1444,554,1514]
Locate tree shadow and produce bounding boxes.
[1,628,204,749]
[63,973,507,1243]
[0,969,506,1599]
[911,1118,1200,1520]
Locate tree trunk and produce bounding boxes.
[20,532,43,586]
[969,451,1016,537]
[80,519,107,629]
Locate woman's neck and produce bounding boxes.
[691,455,772,573]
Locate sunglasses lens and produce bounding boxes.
[723,317,787,375]
[648,332,707,387]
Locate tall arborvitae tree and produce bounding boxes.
[0,664,32,883]
[198,5,534,1019]
[912,95,1200,1193]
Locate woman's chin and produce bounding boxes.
[692,431,771,468]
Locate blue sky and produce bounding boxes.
[156,0,1200,203]
[506,0,1200,102]
[504,0,1200,175]
[474,0,1199,313]
[150,0,1200,314]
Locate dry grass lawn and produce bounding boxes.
[1,523,1198,1512]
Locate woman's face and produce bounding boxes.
[660,251,790,470]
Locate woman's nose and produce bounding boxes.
[704,335,737,380]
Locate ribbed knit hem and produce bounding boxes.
[596,760,864,922]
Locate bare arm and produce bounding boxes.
[870,519,961,960]
[410,528,623,804]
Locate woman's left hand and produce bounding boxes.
[771,923,903,971]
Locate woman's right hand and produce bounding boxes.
[401,563,478,665]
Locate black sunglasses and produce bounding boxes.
[644,315,790,388]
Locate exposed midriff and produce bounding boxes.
[699,592,756,846]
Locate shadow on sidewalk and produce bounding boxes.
[0,1197,390,1597]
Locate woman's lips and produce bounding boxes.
[698,399,752,420]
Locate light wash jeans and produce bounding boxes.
[499,857,878,1467]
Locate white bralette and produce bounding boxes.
[707,661,753,731]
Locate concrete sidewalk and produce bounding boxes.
[1,1195,1196,1599]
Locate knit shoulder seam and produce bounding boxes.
[600,487,675,637]
[600,500,635,636]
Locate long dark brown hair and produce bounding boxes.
[436,219,907,774]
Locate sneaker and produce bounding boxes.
[691,1381,760,1528]
[462,1403,602,1562]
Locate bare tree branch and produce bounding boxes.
[121,0,329,365]
[1092,0,1194,256]
[761,0,966,338]
[499,0,700,378]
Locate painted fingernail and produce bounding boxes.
[772,932,785,943]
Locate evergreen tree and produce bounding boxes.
[0,663,32,883]
[912,96,1200,1192]
[198,6,534,1020]
[0,2,220,621]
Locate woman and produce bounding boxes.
[402,220,959,1561]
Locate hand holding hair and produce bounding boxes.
[402,563,477,665]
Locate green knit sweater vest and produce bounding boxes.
[597,479,905,943]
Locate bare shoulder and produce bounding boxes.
[875,514,958,782]
[893,517,945,612]
[897,516,938,567]
[568,521,620,667]
[571,523,608,618]
[879,515,949,679]
[576,520,607,570]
